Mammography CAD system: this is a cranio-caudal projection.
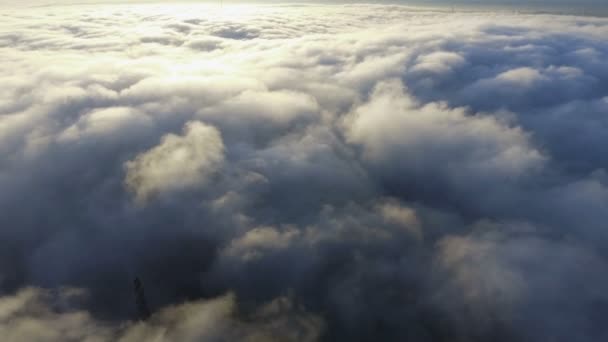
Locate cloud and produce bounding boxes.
[125,121,225,203]
[1,3,608,341]
[58,106,152,142]
[434,223,608,342]
[346,79,544,184]
[0,288,322,342]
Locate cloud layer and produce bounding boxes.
[1,3,608,341]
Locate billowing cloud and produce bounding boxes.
[0,287,322,342]
[346,79,544,191]
[125,121,225,202]
[1,3,608,341]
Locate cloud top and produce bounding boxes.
[125,121,225,202]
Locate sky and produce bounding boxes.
[1,1,608,342]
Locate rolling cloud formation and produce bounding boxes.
[1,3,608,341]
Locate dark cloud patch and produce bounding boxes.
[211,25,261,40]
[1,3,608,342]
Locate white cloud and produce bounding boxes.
[345,79,544,188]
[58,106,151,142]
[125,121,224,202]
